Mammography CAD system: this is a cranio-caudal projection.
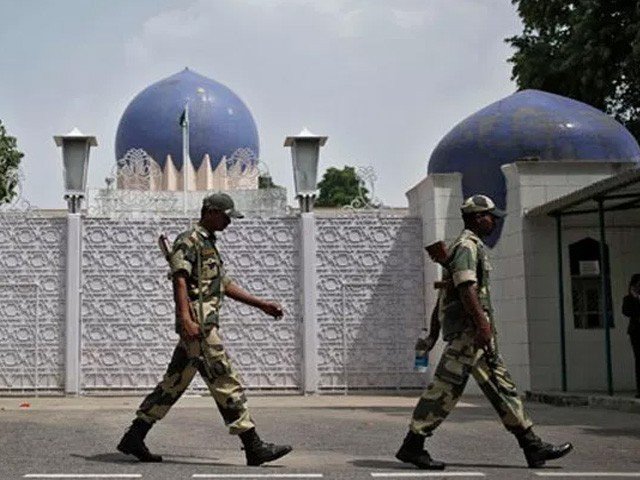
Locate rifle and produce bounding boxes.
[158,234,172,272]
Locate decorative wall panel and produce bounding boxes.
[81,217,301,392]
[0,214,66,391]
[217,218,301,389]
[316,214,426,391]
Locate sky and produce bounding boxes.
[0,0,523,209]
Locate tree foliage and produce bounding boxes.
[258,174,282,189]
[506,0,640,139]
[0,120,23,204]
[316,166,369,208]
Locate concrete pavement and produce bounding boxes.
[1,394,639,479]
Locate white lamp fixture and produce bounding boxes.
[54,127,97,213]
[284,127,327,212]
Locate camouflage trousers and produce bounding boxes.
[136,327,255,435]
[410,328,533,436]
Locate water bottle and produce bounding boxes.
[414,329,430,373]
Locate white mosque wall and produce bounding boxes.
[0,210,427,393]
[505,161,640,393]
[490,165,531,393]
[314,213,427,391]
[80,214,426,392]
[80,216,303,392]
[0,215,67,392]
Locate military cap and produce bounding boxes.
[202,193,244,219]
[460,194,506,218]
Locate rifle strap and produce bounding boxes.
[197,242,204,333]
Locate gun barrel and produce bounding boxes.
[158,234,171,261]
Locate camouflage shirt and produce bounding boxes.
[438,229,494,341]
[169,224,232,333]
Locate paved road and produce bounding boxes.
[1,394,639,479]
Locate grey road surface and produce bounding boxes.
[1,394,639,480]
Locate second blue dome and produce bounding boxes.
[428,89,640,246]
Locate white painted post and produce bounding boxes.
[300,212,318,394]
[64,212,82,394]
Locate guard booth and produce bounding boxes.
[526,167,640,395]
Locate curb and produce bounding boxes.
[526,390,640,414]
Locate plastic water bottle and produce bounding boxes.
[414,330,430,373]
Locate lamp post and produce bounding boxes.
[285,128,327,394]
[285,128,327,213]
[54,128,97,395]
[54,128,97,213]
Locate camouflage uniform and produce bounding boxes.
[136,224,255,435]
[410,229,533,436]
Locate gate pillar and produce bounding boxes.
[64,212,83,394]
[300,212,319,393]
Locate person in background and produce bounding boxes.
[622,273,640,399]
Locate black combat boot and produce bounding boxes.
[117,418,163,462]
[239,428,292,466]
[516,428,573,468]
[395,430,445,470]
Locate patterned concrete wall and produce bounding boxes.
[81,217,301,392]
[0,214,66,391]
[0,213,426,393]
[316,214,426,391]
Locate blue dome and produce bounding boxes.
[428,89,640,246]
[115,68,259,171]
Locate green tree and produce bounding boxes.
[0,120,23,204]
[315,166,369,208]
[506,0,640,139]
[258,174,282,189]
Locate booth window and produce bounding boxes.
[569,237,613,329]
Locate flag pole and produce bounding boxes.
[181,102,190,215]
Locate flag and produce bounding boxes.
[179,104,189,127]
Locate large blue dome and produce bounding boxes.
[115,68,259,171]
[428,89,640,245]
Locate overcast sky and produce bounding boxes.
[0,0,522,209]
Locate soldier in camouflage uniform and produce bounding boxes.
[117,193,292,466]
[396,194,573,470]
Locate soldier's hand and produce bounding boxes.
[415,335,437,353]
[181,318,201,340]
[474,323,493,349]
[261,301,284,319]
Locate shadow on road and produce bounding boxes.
[349,459,419,470]
[71,453,238,467]
[447,462,551,470]
[579,426,640,440]
[350,458,561,471]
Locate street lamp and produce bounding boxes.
[284,127,327,212]
[53,127,96,395]
[284,127,327,394]
[54,127,98,213]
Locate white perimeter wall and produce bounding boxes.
[0,212,427,393]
